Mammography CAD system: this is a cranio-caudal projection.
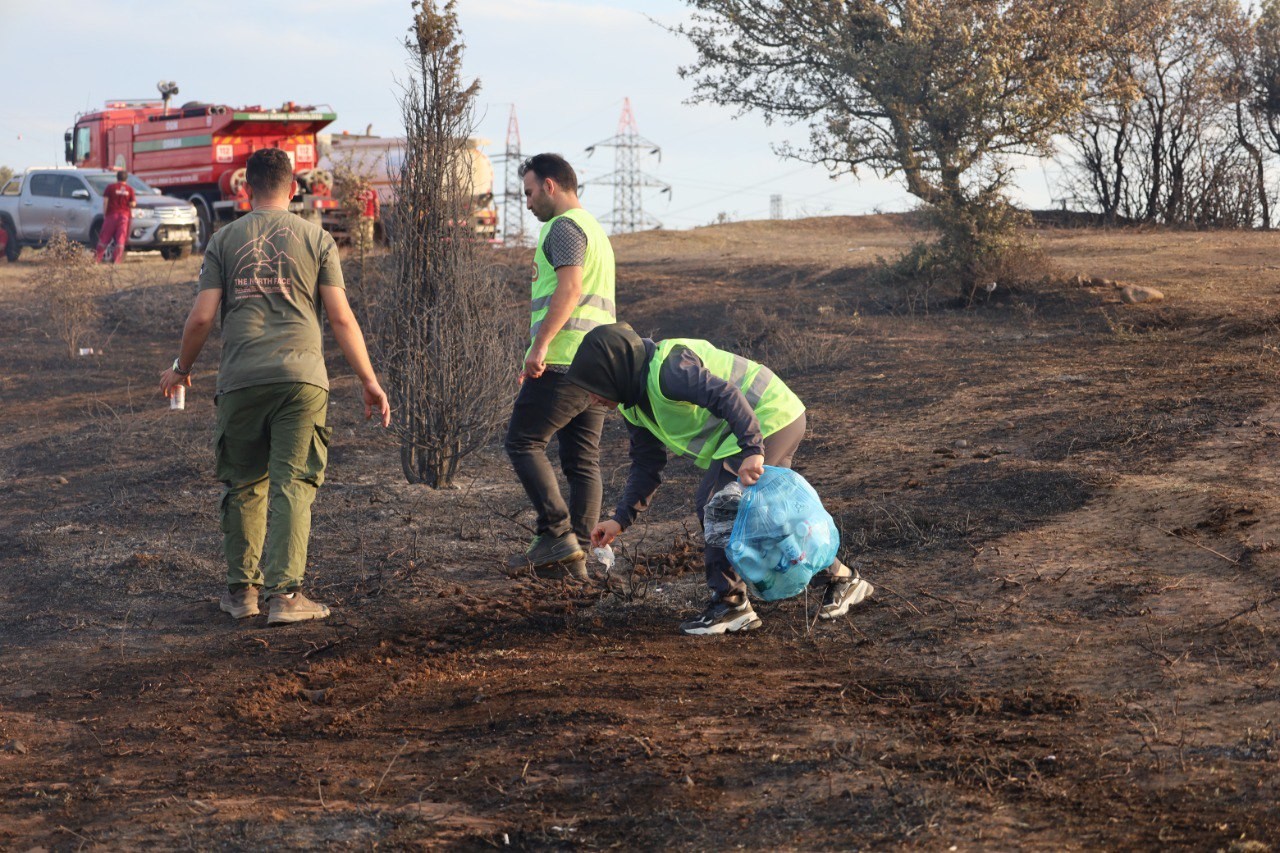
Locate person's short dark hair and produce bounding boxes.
[116,170,128,182]
[246,148,295,195]
[518,153,577,194]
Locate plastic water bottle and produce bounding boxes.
[778,534,805,569]
[592,545,615,573]
[169,385,186,411]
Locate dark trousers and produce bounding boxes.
[505,371,605,542]
[694,412,807,601]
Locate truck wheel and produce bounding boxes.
[1,220,18,262]
[88,221,116,262]
[192,197,213,253]
[161,245,191,261]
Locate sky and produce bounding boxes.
[0,0,1064,232]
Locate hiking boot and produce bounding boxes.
[505,551,590,582]
[267,592,331,626]
[537,555,590,582]
[220,586,260,619]
[505,532,584,575]
[819,567,874,620]
[680,595,762,636]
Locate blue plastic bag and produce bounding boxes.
[726,466,840,601]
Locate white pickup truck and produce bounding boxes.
[0,168,199,262]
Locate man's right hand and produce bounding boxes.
[591,520,622,548]
[159,367,191,397]
[520,343,548,383]
[363,380,391,427]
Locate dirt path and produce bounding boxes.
[1,223,1278,849]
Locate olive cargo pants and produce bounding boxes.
[215,383,330,597]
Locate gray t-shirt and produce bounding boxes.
[544,217,587,268]
[198,209,343,395]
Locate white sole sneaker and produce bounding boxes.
[819,577,874,620]
[266,595,331,626]
[681,609,763,636]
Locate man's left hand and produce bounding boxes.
[737,454,765,487]
[363,380,391,428]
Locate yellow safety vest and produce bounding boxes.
[528,208,616,365]
[620,339,805,469]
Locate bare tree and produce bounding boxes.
[1065,0,1267,227]
[1243,0,1280,225]
[366,0,520,488]
[1216,3,1271,228]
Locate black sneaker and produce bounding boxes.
[818,573,874,620]
[680,596,762,636]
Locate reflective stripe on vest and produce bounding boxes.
[529,315,609,338]
[530,292,617,315]
[527,208,616,365]
[684,359,778,458]
[620,339,804,469]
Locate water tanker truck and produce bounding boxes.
[66,83,339,249]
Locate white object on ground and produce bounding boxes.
[592,545,615,572]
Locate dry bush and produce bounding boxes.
[869,203,1057,313]
[330,151,381,286]
[342,246,393,320]
[32,231,111,357]
[727,304,857,375]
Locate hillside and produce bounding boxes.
[1,217,1278,848]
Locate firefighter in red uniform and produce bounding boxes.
[95,170,136,264]
[355,183,379,250]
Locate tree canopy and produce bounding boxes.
[679,0,1114,208]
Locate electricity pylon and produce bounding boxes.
[583,98,671,233]
[501,105,526,245]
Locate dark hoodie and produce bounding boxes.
[567,323,767,529]
[564,322,651,408]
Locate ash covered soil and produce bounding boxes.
[2,216,1280,849]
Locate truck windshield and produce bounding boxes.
[85,174,159,195]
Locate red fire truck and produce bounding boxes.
[66,95,339,249]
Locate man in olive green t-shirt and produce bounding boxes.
[158,148,390,626]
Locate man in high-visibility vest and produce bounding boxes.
[504,154,616,579]
[566,322,874,635]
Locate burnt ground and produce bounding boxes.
[2,217,1280,850]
